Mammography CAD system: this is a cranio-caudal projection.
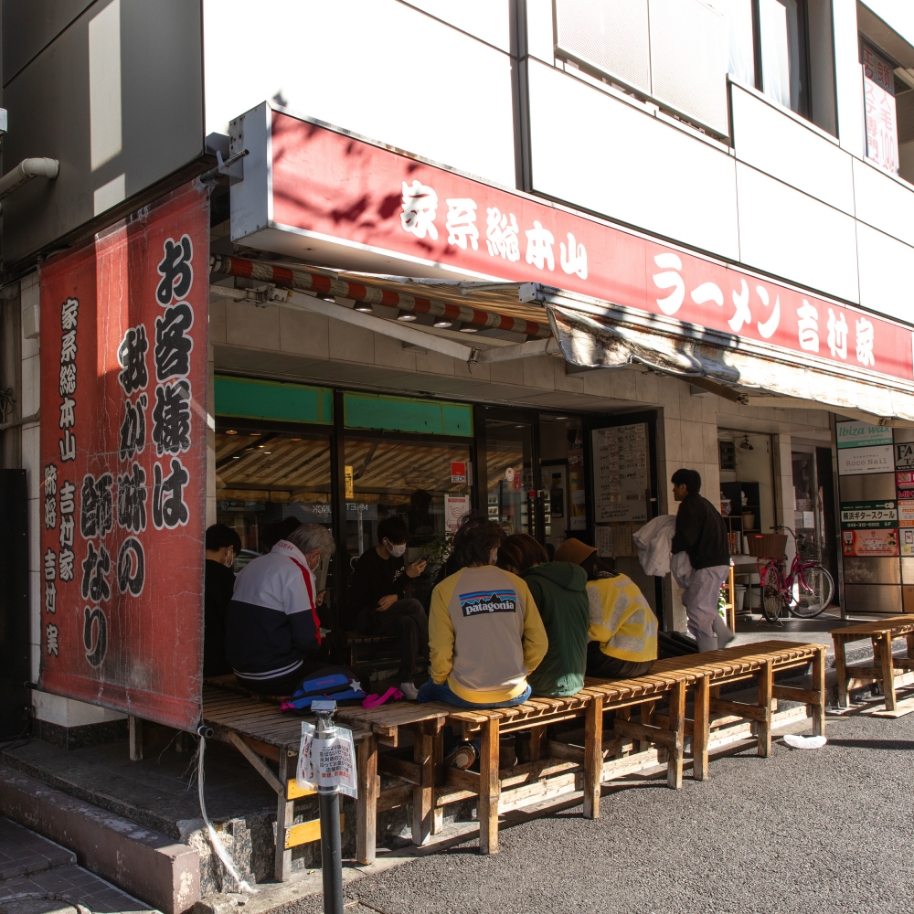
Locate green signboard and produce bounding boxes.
[835,420,893,449]
[839,500,898,529]
[343,392,473,436]
[215,376,333,425]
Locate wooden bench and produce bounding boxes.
[201,680,452,878]
[438,667,707,855]
[832,617,914,711]
[650,639,827,777]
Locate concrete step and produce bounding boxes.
[0,767,199,914]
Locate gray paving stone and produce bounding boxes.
[0,818,74,880]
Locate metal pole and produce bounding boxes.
[315,705,344,914]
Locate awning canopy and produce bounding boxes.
[210,256,914,425]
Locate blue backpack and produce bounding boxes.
[282,666,366,711]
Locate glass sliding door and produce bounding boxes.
[485,418,540,539]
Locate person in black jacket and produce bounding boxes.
[350,516,429,700]
[670,468,734,652]
[204,523,242,677]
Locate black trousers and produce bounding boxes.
[369,598,429,681]
[586,645,653,680]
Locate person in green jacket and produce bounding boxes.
[497,534,589,698]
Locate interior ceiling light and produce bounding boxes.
[433,319,453,328]
[225,429,238,435]
[397,310,417,321]
[232,454,241,459]
[739,435,754,451]
[458,323,480,333]
[354,303,373,313]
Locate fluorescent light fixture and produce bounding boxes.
[397,311,417,321]
[354,303,373,313]
[433,319,453,328]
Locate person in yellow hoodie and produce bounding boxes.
[417,519,548,708]
[554,538,658,679]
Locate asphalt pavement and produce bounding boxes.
[277,707,914,914]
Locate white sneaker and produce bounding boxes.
[399,682,420,701]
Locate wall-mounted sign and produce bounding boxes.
[863,45,899,175]
[840,501,898,529]
[38,182,209,732]
[896,444,914,470]
[837,444,894,476]
[445,494,471,533]
[899,502,914,528]
[835,421,893,449]
[232,104,914,385]
[592,423,649,523]
[842,528,899,557]
[902,528,914,556]
[450,461,467,484]
[344,465,354,499]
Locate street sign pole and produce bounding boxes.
[313,700,344,914]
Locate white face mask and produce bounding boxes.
[386,541,407,558]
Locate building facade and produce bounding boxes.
[2,0,914,741]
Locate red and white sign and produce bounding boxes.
[39,182,209,731]
[863,46,899,175]
[842,528,899,557]
[450,461,467,484]
[236,107,914,384]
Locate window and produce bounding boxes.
[757,0,809,117]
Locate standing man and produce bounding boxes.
[670,469,733,652]
[204,523,242,677]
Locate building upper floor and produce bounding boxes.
[3,0,914,328]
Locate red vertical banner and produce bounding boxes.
[38,182,209,731]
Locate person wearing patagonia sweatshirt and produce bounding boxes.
[418,519,548,708]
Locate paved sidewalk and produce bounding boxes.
[0,817,156,914]
[270,706,914,914]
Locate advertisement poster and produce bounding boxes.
[899,502,914,528]
[839,500,898,529]
[445,494,471,533]
[591,423,649,524]
[38,182,209,731]
[902,528,914,556]
[842,528,899,557]
[568,468,587,531]
[835,421,893,449]
[896,443,914,470]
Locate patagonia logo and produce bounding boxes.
[459,590,517,617]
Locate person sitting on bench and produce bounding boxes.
[204,523,241,677]
[497,533,589,698]
[350,516,429,700]
[418,519,548,708]
[226,523,335,695]
[554,538,658,680]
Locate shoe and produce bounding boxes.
[696,636,719,652]
[399,681,419,701]
[444,742,477,770]
[712,616,736,648]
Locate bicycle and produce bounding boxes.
[753,525,835,623]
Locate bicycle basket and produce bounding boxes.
[796,535,823,563]
[746,533,788,558]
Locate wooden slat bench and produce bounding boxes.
[831,617,914,711]
[650,640,827,778]
[439,666,707,855]
[201,680,453,878]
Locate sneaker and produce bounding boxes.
[399,681,420,701]
[444,742,477,770]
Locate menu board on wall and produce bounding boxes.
[592,423,649,523]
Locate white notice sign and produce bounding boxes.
[297,722,358,798]
[592,423,649,523]
[837,444,894,476]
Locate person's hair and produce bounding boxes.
[497,534,548,574]
[580,552,617,581]
[206,523,241,553]
[671,468,702,494]
[451,517,505,569]
[286,523,336,559]
[377,515,409,545]
[261,516,302,552]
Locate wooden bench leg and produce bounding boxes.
[638,701,656,753]
[275,749,294,881]
[128,716,143,761]
[757,660,773,758]
[692,676,710,781]
[411,725,435,847]
[356,735,378,865]
[431,730,444,836]
[834,638,849,708]
[529,725,544,763]
[479,716,500,854]
[666,681,685,789]
[878,632,897,711]
[811,647,826,737]
[583,695,604,819]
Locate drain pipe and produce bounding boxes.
[0,158,59,213]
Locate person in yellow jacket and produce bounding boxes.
[554,538,658,679]
[417,519,548,708]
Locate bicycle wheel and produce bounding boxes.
[761,564,784,623]
[788,563,835,618]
